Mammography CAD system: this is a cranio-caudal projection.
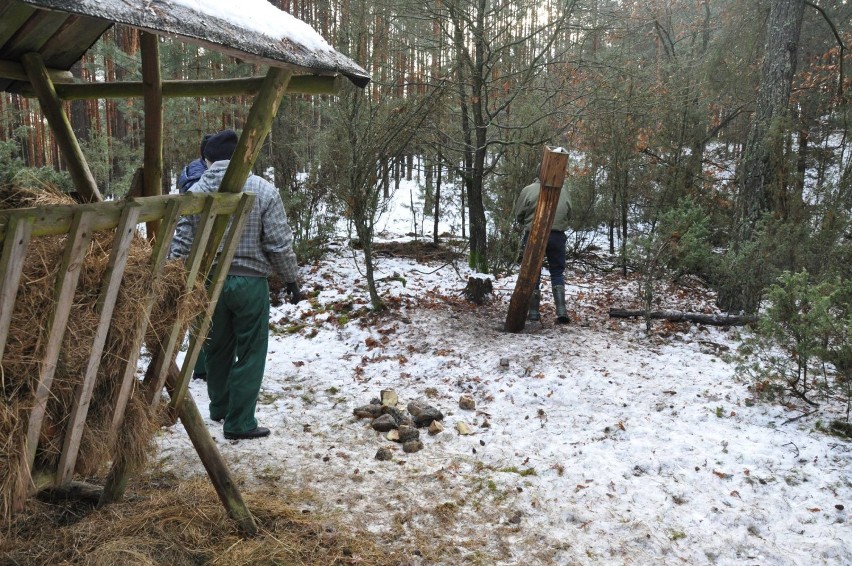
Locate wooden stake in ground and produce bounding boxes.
[504,146,569,333]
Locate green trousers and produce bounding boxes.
[206,275,269,435]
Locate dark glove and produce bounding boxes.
[284,281,302,304]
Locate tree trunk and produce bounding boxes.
[737,0,805,239]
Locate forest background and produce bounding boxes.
[1,0,851,380]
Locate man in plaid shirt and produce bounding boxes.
[169,129,301,440]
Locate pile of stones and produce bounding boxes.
[352,390,445,458]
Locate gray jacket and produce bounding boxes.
[512,180,572,233]
[169,160,299,283]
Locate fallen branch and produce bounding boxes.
[608,308,757,326]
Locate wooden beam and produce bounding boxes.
[170,193,255,411]
[0,192,245,242]
[144,196,218,405]
[21,52,102,203]
[141,32,164,239]
[608,309,757,326]
[14,210,95,512]
[56,203,142,486]
[102,364,260,537]
[0,216,32,364]
[200,67,292,274]
[12,75,341,100]
[0,58,73,83]
[504,147,569,333]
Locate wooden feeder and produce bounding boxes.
[0,0,369,533]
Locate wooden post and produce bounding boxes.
[101,361,258,535]
[20,52,102,203]
[504,146,569,333]
[141,32,163,240]
[0,216,32,363]
[200,67,292,275]
[165,362,258,535]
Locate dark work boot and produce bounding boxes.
[553,285,570,324]
[528,290,541,322]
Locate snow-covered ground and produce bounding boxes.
[159,181,852,565]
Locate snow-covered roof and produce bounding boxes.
[0,0,369,94]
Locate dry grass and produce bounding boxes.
[0,184,207,519]
[0,475,401,566]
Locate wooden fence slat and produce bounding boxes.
[99,198,187,503]
[56,203,142,486]
[14,209,95,512]
[0,215,33,364]
[170,193,256,411]
[147,196,218,405]
[106,199,182,438]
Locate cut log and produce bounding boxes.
[608,308,757,326]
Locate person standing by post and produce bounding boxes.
[169,129,302,439]
[512,177,572,324]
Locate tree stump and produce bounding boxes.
[464,276,493,305]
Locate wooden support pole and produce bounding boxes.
[102,360,258,535]
[20,52,102,203]
[165,362,258,535]
[504,146,569,333]
[201,67,292,273]
[141,32,163,240]
[12,75,341,100]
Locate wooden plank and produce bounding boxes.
[141,31,164,239]
[56,203,142,486]
[0,215,32,364]
[146,196,217,405]
[21,51,102,203]
[0,2,38,47]
[106,199,182,438]
[2,9,70,60]
[0,192,245,242]
[13,209,95,512]
[504,147,569,333]
[36,15,111,69]
[13,75,340,99]
[170,193,255,411]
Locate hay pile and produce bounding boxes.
[0,185,207,519]
[0,476,400,565]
